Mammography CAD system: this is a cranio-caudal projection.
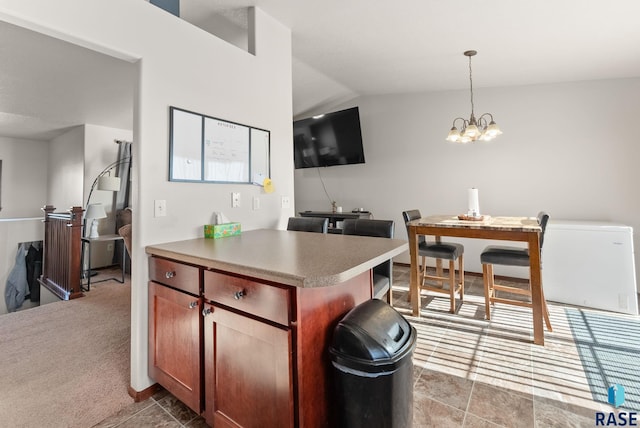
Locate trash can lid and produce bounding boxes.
[330,299,414,362]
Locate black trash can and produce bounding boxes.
[329,299,417,428]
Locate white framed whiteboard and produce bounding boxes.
[169,106,270,184]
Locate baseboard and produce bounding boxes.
[128,383,161,402]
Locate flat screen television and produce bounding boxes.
[293,106,365,169]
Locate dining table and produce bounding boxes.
[407,215,546,345]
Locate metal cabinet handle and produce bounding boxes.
[234,290,246,300]
[202,307,212,317]
[165,271,176,279]
[188,301,198,309]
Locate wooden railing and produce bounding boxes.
[39,205,84,300]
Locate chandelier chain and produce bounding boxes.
[468,54,475,117]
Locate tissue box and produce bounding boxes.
[204,223,241,239]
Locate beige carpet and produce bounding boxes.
[0,274,132,427]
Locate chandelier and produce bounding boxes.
[446,50,502,143]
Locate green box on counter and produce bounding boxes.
[204,223,241,239]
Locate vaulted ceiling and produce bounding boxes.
[1,0,639,140]
[0,21,135,141]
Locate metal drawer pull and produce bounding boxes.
[234,289,246,300]
[202,307,212,316]
[188,301,198,309]
[165,271,176,279]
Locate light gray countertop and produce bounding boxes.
[145,229,408,288]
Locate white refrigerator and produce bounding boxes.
[542,220,638,315]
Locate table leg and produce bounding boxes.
[120,238,126,283]
[80,240,86,289]
[409,225,421,316]
[528,232,544,345]
[86,240,92,291]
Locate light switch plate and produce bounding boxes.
[154,199,166,217]
[253,196,260,210]
[232,192,240,208]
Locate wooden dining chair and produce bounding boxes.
[402,210,465,313]
[287,217,328,233]
[480,211,553,331]
[341,219,395,304]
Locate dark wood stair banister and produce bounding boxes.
[39,205,84,300]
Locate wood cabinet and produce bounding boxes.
[203,303,293,428]
[203,269,293,427]
[148,257,202,413]
[148,254,372,427]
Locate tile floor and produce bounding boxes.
[94,265,638,427]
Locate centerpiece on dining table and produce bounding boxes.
[458,188,485,221]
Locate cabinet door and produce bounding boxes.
[148,281,202,413]
[203,303,293,428]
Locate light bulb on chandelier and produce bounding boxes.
[446,50,502,144]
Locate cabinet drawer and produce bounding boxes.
[204,270,291,326]
[149,257,200,295]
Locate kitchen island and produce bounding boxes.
[146,229,407,428]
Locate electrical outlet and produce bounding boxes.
[281,196,290,209]
[253,196,260,210]
[154,200,167,217]
[232,192,241,208]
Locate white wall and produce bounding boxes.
[47,126,83,211]
[0,0,294,392]
[84,124,133,267]
[295,78,640,279]
[0,136,48,217]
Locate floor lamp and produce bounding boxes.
[83,157,131,236]
[82,156,131,278]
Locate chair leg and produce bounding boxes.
[482,263,492,320]
[528,267,553,332]
[436,258,443,286]
[540,285,552,331]
[543,300,552,331]
[449,259,455,313]
[408,256,427,302]
[458,254,464,303]
[488,264,496,307]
